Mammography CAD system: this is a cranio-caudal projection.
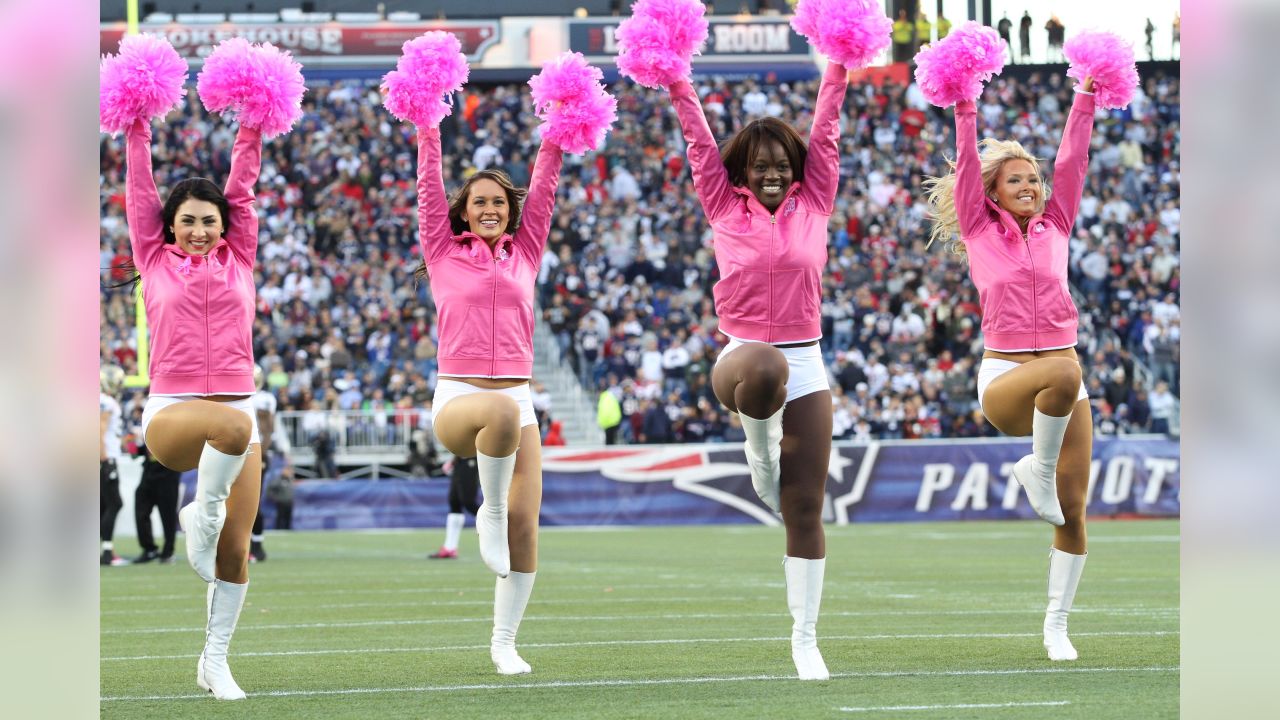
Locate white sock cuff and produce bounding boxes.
[740,405,784,446]
[475,450,517,506]
[1032,407,1072,437]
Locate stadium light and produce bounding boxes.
[575,7,589,18]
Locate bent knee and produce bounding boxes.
[212,411,253,453]
[741,349,789,387]
[1046,358,1083,392]
[490,395,523,432]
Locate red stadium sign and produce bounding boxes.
[100,22,501,62]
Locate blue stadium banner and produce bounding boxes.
[568,17,810,62]
[217,436,1179,531]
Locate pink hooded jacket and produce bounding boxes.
[125,120,261,396]
[670,62,849,344]
[954,92,1096,352]
[417,127,562,378]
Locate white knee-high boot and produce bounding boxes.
[475,450,517,578]
[198,579,248,700]
[491,571,536,675]
[784,556,829,680]
[740,406,784,512]
[1044,547,1087,661]
[1012,409,1071,526]
[179,442,249,582]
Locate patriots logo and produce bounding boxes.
[541,444,874,526]
[784,196,798,216]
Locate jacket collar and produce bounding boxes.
[162,238,230,270]
[732,181,802,217]
[983,195,1048,241]
[456,231,514,262]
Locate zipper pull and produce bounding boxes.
[771,214,777,225]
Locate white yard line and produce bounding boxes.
[101,630,1178,662]
[100,665,1179,702]
[840,700,1070,712]
[101,607,1179,635]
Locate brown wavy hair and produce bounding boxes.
[416,169,530,280]
[446,169,529,236]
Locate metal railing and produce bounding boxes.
[277,409,419,479]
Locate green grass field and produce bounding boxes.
[100,520,1178,718]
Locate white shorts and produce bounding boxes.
[977,358,1089,410]
[716,338,831,403]
[432,379,538,429]
[141,395,261,446]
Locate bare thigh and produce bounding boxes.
[432,392,523,458]
[145,399,253,471]
[711,343,788,417]
[981,357,1083,436]
[509,424,543,573]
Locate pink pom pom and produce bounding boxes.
[196,39,305,138]
[196,37,254,115]
[529,52,618,154]
[912,21,1006,107]
[1064,31,1139,109]
[99,33,187,135]
[238,43,306,138]
[791,0,892,70]
[614,0,708,88]
[381,31,470,127]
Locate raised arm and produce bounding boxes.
[668,80,736,222]
[416,126,454,265]
[952,99,990,237]
[799,62,849,213]
[222,125,263,267]
[124,120,166,270]
[512,141,564,263]
[1043,90,1096,234]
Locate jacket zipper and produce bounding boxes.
[490,247,499,377]
[1023,228,1038,349]
[769,213,777,343]
[204,254,212,394]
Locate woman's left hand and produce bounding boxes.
[1083,76,1095,93]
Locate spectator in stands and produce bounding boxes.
[665,53,852,682]
[408,73,575,675]
[118,90,279,700]
[925,73,1099,663]
[1148,380,1176,434]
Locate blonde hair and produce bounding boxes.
[923,139,1047,258]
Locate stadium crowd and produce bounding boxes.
[100,68,1180,448]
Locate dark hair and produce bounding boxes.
[446,169,528,236]
[103,178,231,289]
[416,169,530,280]
[719,117,808,188]
[162,178,231,245]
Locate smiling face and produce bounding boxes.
[170,198,225,255]
[747,139,794,212]
[464,178,510,242]
[992,159,1042,222]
